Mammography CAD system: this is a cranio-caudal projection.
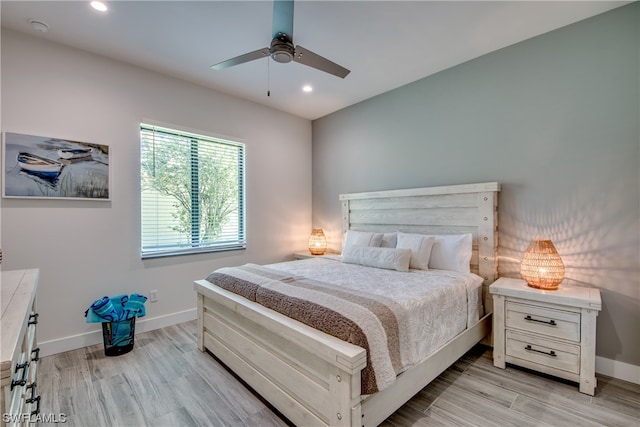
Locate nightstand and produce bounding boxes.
[292,251,339,260]
[490,277,601,395]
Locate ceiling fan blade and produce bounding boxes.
[211,48,269,70]
[272,0,294,41]
[293,45,351,79]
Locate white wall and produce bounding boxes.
[1,30,312,354]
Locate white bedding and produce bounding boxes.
[266,256,484,373]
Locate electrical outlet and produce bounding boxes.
[149,289,158,303]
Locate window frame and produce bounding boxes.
[139,122,246,259]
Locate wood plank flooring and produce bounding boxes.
[38,320,640,426]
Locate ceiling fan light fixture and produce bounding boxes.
[269,37,295,63]
[271,50,293,63]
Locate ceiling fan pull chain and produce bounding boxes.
[267,57,271,97]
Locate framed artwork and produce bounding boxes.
[2,132,110,200]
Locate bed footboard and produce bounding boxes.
[194,279,367,427]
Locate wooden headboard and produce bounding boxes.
[339,182,500,312]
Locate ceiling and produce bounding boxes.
[1,1,629,120]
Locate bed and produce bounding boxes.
[194,181,500,426]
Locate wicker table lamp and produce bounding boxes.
[520,239,565,290]
[308,228,327,255]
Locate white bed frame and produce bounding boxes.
[194,182,500,426]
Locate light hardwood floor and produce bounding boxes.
[38,320,639,426]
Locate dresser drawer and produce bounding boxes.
[506,301,580,342]
[506,330,580,374]
[1,269,40,427]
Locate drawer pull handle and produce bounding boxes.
[524,315,556,326]
[31,347,41,362]
[29,395,41,416]
[525,344,557,357]
[26,381,38,403]
[28,312,39,325]
[11,361,29,390]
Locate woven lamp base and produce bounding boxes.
[526,281,560,291]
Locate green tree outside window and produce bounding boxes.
[140,124,245,258]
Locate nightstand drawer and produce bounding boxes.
[506,301,580,342]
[506,330,580,374]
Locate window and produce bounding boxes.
[140,123,245,258]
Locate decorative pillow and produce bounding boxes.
[342,246,411,272]
[380,232,398,248]
[341,230,383,254]
[396,232,436,270]
[428,233,473,273]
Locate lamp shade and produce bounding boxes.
[308,228,327,255]
[520,239,565,290]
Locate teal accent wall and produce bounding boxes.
[312,4,639,365]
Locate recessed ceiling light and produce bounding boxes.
[90,1,108,12]
[302,85,313,93]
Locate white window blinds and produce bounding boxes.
[140,124,245,258]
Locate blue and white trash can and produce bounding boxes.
[85,294,147,356]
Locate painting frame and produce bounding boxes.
[2,131,111,201]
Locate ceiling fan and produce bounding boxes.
[211,0,350,79]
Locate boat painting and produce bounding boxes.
[57,148,93,160]
[3,132,109,200]
[17,152,65,177]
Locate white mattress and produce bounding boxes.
[267,256,484,372]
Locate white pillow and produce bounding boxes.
[380,232,398,248]
[342,246,411,272]
[342,230,383,254]
[428,233,473,273]
[396,232,436,270]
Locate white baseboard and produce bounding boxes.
[38,308,197,357]
[596,356,640,385]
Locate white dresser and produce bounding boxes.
[1,269,40,426]
[490,277,601,395]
